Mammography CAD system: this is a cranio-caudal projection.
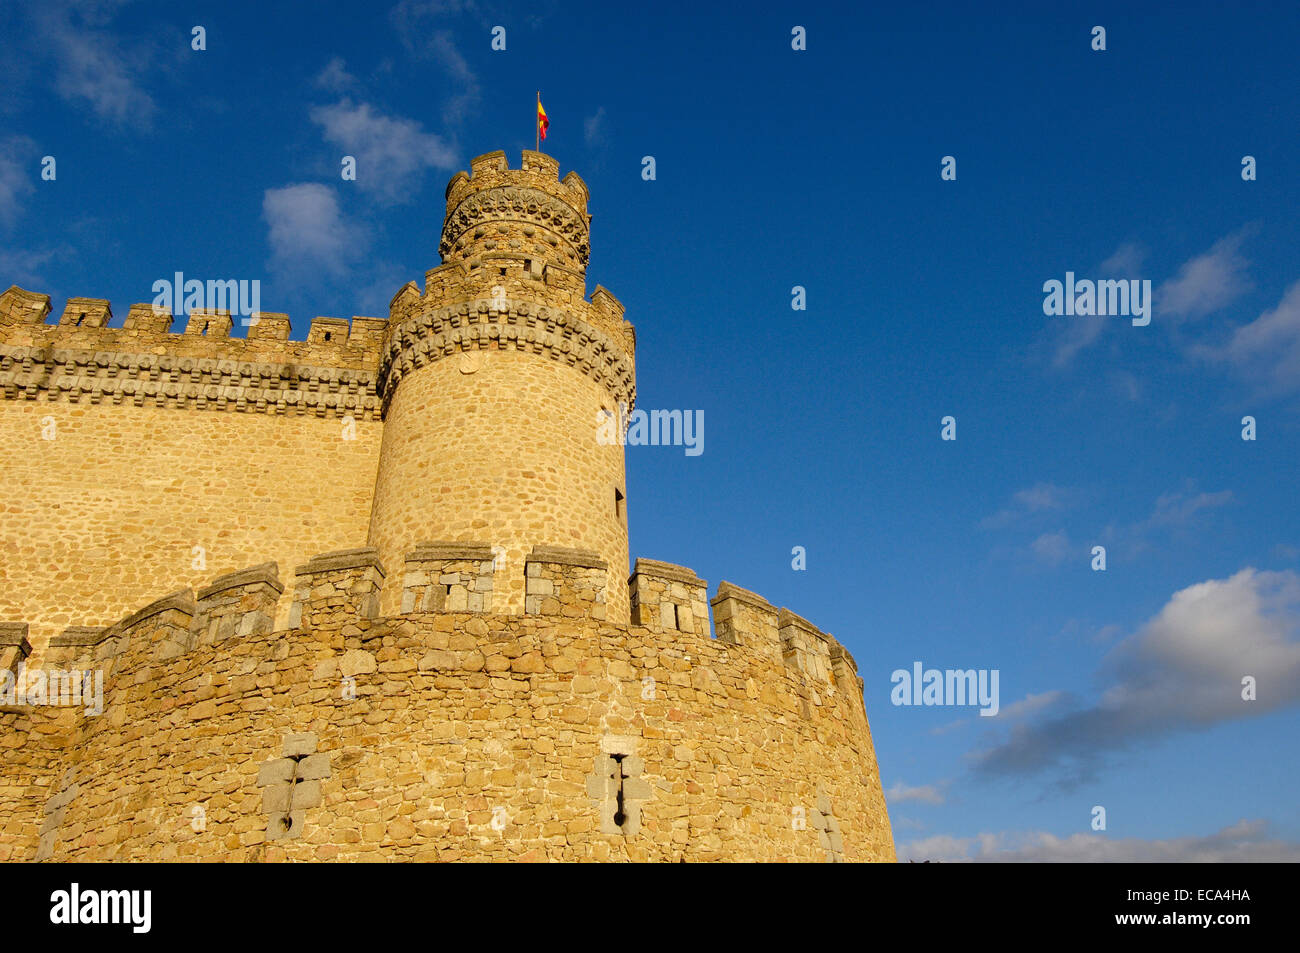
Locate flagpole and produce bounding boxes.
[536,90,540,152]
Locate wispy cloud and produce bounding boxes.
[1098,241,1146,276]
[389,3,483,125]
[1195,280,1300,399]
[1049,241,1147,367]
[427,32,480,125]
[0,136,37,228]
[309,98,457,204]
[1157,229,1254,320]
[885,781,946,805]
[981,483,1075,530]
[29,0,156,128]
[263,183,366,280]
[584,107,608,148]
[314,56,358,94]
[0,247,61,288]
[970,567,1300,786]
[994,690,1069,721]
[1030,530,1071,566]
[1100,486,1234,559]
[900,819,1300,862]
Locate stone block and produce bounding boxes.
[283,733,318,758]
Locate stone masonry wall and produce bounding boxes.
[0,293,386,658]
[0,553,895,862]
[368,350,630,623]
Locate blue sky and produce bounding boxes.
[2,0,1298,861]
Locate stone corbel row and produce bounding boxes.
[376,299,635,409]
[0,345,381,419]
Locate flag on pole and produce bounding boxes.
[537,96,549,143]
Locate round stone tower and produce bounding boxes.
[368,151,637,622]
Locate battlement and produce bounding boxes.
[11,547,863,718]
[0,546,892,863]
[0,622,31,674]
[446,150,589,216]
[377,281,637,412]
[1,285,386,358]
[441,151,592,274]
[0,286,387,419]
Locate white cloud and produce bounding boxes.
[427,31,480,124]
[0,136,36,228]
[263,183,365,279]
[1144,489,1234,529]
[1156,230,1253,319]
[1100,486,1234,560]
[900,820,1300,862]
[309,99,457,204]
[314,57,358,93]
[1030,530,1071,566]
[1203,280,1300,398]
[971,568,1300,784]
[981,483,1073,529]
[31,1,155,128]
[389,4,482,126]
[0,247,60,288]
[584,107,608,148]
[993,690,1068,721]
[885,782,945,805]
[1050,242,1147,366]
[1099,241,1147,277]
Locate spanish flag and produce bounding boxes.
[537,96,549,143]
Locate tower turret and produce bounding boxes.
[368,151,636,621]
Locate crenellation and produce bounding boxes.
[289,548,386,631]
[59,298,111,328]
[827,635,866,699]
[0,622,31,674]
[247,311,292,341]
[184,308,232,338]
[525,546,608,620]
[98,588,198,664]
[469,149,508,176]
[710,581,782,661]
[307,316,349,345]
[375,295,636,413]
[0,288,386,378]
[628,558,710,636]
[194,562,284,647]
[0,286,52,325]
[0,555,894,861]
[402,542,495,613]
[440,151,592,273]
[778,607,833,684]
[348,315,388,350]
[42,626,110,670]
[123,302,172,332]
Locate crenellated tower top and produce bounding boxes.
[439,150,592,272]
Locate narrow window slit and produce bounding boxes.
[611,754,627,828]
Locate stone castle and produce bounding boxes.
[0,151,895,861]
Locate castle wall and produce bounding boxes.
[0,401,383,656]
[368,350,630,623]
[2,555,893,862]
[0,293,386,656]
[0,151,897,862]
